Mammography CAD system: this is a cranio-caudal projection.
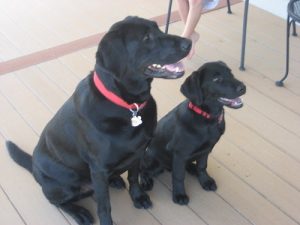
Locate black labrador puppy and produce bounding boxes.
[140,61,246,205]
[6,16,191,225]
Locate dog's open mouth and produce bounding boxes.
[218,97,243,109]
[145,61,185,79]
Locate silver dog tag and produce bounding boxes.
[130,103,143,127]
[131,115,143,127]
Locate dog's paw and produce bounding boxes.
[75,208,95,225]
[172,193,189,205]
[60,204,94,225]
[109,176,126,189]
[199,174,217,191]
[132,193,153,209]
[140,175,154,191]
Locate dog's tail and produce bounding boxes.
[6,141,33,173]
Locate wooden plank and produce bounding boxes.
[109,187,161,225]
[212,138,300,223]
[225,115,300,191]
[15,67,69,113]
[0,96,73,225]
[59,53,94,79]
[207,159,298,225]
[146,180,207,225]
[227,103,300,162]
[197,5,300,93]
[0,185,25,225]
[0,13,43,56]
[158,173,252,225]
[37,59,80,95]
[0,74,53,134]
[0,33,21,61]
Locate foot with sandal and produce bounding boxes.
[164,0,220,74]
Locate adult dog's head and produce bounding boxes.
[181,61,246,109]
[95,16,191,102]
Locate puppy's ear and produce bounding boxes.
[217,61,227,67]
[180,71,203,105]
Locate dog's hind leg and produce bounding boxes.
[46,188,94,225]
[38,174,94,225]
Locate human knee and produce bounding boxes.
[188,0,203,8]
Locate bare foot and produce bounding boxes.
[186,32,200,59]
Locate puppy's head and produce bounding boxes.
[181,61,246,109]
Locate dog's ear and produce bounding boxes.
[96,31,128,76]
[180,71,203,105]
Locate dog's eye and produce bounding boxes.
[143,34,151,42]
[213,77,223,82]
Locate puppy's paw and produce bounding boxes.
[201,179,217,191]
[172,193,189,205]
[109,176,126,189]
[132,193,152,209]
[198,173,217,191]
[140,175,154,191]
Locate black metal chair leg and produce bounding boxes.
[292,20,297,36]
[165,0,173,34]
[276,16,293,87]
[239,0,249,71]
[227,0,232,14]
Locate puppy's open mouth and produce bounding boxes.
[218,97,243,109]
[144,61,185,79]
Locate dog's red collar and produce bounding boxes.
[93,71,147,111]
[188,102,224,123]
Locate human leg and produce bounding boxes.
[176,0,190,24]
[182,0,203,58]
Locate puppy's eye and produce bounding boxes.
[143,34,151,42]
[213,77,223,82]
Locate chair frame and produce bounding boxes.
[276,0,299,87]
[165,0,232,34]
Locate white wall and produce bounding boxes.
[249,0,289,19]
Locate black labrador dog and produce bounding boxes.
[6,16,191,225]
[140,61,246,205]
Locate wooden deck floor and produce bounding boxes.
[1,1,300,225]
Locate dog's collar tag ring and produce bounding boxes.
[130,103,143,127]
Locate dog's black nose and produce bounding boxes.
[181,39,192,52]
[236,84,246,94]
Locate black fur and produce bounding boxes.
[140,61,246,205]
[6,16,191,225]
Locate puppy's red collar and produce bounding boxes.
[188,102,224,123]
[188,102,211,119]
[93,71,147,111]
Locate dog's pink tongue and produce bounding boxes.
[163,61,184,73]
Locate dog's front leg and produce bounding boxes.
[196,153,217,191]
[128,163,152,209]
[172,154,189,205]
[90,171,113,225]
